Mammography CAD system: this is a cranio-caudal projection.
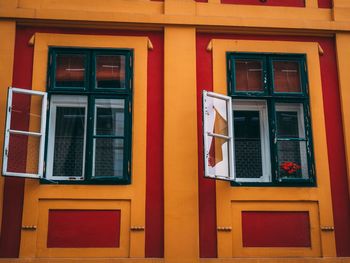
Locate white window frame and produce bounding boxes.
[2,87,47,179]
[275,103,308,179]
[91,98,125,178]
[46,95,87,181]
[232,100,271,183]
[203,91,235,181]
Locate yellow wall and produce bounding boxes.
[211,39,335,257]
[336,33,350,199]
[164,26,199,263]
[0,0,349,262]
[0,20,16,235]
[20,33,149,258]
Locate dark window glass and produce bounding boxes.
[55,54,86,88]
[53,107,85,177]
[277,111,299,138]
[234,110,263,178]
[273,61,301,93]
[96,55,126,89]
[235,59,264,92]
[94,138,124,178]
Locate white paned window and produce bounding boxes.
[2,87,47,179]
[46,95,87,181]
[233,100,271,183]
[203,91,234,181]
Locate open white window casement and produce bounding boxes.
[203,91,235,181]
[3,87,47,179]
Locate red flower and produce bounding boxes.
[280,161,301,175]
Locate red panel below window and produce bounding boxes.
[318,0,332,8]
[47,210,121,248]
[221,0,305,7]
[242,211,311,247]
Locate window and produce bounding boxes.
[3,48,133,184]
[203,53,315,186]
[46,48,132,183]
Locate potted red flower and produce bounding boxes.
[280,161,301,178]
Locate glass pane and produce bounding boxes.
[205,96,229,136]
[55,54,86,88]
[7,134,40,174]
[95,99,125,136]
[273,61,302,93]
[277,111,300,138]
[53,107,85,178]
[10,92,43,133]
[93,138,124,178]
[276,103,305,138]
[96,55,126,89]
[234,111,263,178]
[235,59,264,92]
[206,135,230,177]
[278,141,308,179]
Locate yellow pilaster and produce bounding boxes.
[0,20,16,234]
[336,33,350,199]
[164,26,199,263]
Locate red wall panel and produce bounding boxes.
[242,211,311,247]
[221,0,305,7]
[196,33,350,257]
[318,0,332,8]
[47,210,121,248]
[0,26,164,258]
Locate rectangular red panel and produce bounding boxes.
[242,211,311,247]
[318,0,332,8]
[47,210,121,248]
[221,0,305,7]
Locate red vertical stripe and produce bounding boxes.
[0,27,34,257]
[145,33,164,258]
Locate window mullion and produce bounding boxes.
[85,95,95,181]
[268,98,278,184]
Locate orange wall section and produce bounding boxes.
[164,26,200,263]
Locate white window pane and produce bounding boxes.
[232,100,271,183]
[276,103,308,180]
[52,107,86,178]
[3,87,47,179]
[203,91,234,181]
[234,110,263,179]
[46,95,87,180]
[10,92,44,133]
[276,103,305,138]
[7,134,40,175]
[94,99,125,136]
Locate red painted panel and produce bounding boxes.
[242,211,311,247]
[196,34,217,258]
[47,210,120,248]
[221,0,305,7]
[0,27,33,258]
[318,0,332,8]
[145,33,164,258]
[196,33,350,257]
[0,27,164,258]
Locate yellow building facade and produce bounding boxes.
[0,0,350,262]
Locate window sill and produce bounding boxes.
[40,177,131,185]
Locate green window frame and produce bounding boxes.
[44,48,133,184]
[227,53,315,186]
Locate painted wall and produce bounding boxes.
[196,33,350,257]
[0,26,164,258]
